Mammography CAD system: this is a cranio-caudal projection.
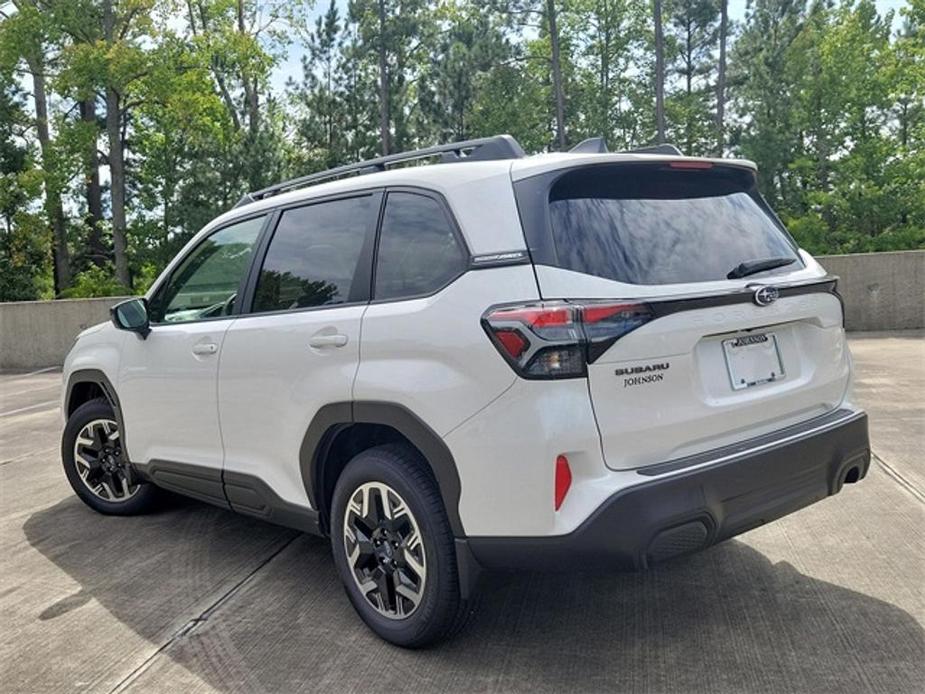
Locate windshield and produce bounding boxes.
[546,164,802,285]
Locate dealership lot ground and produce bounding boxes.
[1,332,923,694]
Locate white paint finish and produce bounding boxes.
[217,306,367,506]
[587,294,849,470]
[588,327,850,470]
[529,257,852,471]
[61,323,125,422]
[445,376,610,536]
[353,267,537,439]
[116,320,233,469]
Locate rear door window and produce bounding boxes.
[252,195,374,313]
[546,164,801,285]
[374,192,467,300]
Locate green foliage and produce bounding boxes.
[0,212,52,302]
[59,264,130,298]
[0,78,50,302]
[733,0,923,255]
[0,0,921,303]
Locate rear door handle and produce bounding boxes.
[309,334,348,348]
[192,343,218,356]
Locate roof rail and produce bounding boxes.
[235,134,526,208]
[624,143,683,156]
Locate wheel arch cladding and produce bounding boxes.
[65,369,131,459]
[299,402,465,537]
[65,369,118,415]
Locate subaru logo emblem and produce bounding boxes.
[753,286,779,306]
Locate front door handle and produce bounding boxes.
[309,334,348,348]
[192,343,218,356]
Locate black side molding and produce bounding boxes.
[134,460,320,534]
[224,470,319,534]
[134,460,228,508]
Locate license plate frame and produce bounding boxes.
[722,332,785,391]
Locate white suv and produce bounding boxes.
[61,135,870,647]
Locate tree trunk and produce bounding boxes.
[192,1,242,131]
[106,86,130,287]
[654,0,666,144]
[683,18,693,152]
[30,60,71,292]
[599,1,611,139]
[715,0,727,156]
[547,0,567,150]
[80,97,107,267]
[237,0,259,136]
[102,0,130,287]
[376,0,390,155]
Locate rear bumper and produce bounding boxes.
[466,409,870,571]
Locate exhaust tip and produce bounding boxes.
[843,466,861,485]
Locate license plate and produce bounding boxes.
[722,333,785,391]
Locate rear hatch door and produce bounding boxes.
[514,160,850,471]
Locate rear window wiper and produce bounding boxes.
[727,256,796,279]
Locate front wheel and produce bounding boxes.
[331,444,468,647]
[61,398,161,515]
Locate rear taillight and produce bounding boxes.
[482,300,653,379]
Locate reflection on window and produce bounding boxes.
[155,216,264,323]
[374,193,466,300]
[548,167,800,285]
[253,196,372,313]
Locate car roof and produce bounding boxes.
[196,150,758,259]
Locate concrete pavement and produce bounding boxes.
[1,333,923,693]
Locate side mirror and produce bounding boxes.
[110,298,151,338]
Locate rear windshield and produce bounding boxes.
[546,164,801,285]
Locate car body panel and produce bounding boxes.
[218,305,366,507]
[116,319,234,469]
[353,267,537,439]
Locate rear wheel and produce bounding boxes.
[62,398,160,515]
[331,444,467,647]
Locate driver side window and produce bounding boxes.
[150,216,265,324]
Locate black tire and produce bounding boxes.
[331,443,468,648]
[61,398,161,515]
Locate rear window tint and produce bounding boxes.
[374,192,467,300]
[547,165,801,285]
[252,196,372,313]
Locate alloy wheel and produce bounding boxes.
[342,481,427,619]
[73,418,138,501]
